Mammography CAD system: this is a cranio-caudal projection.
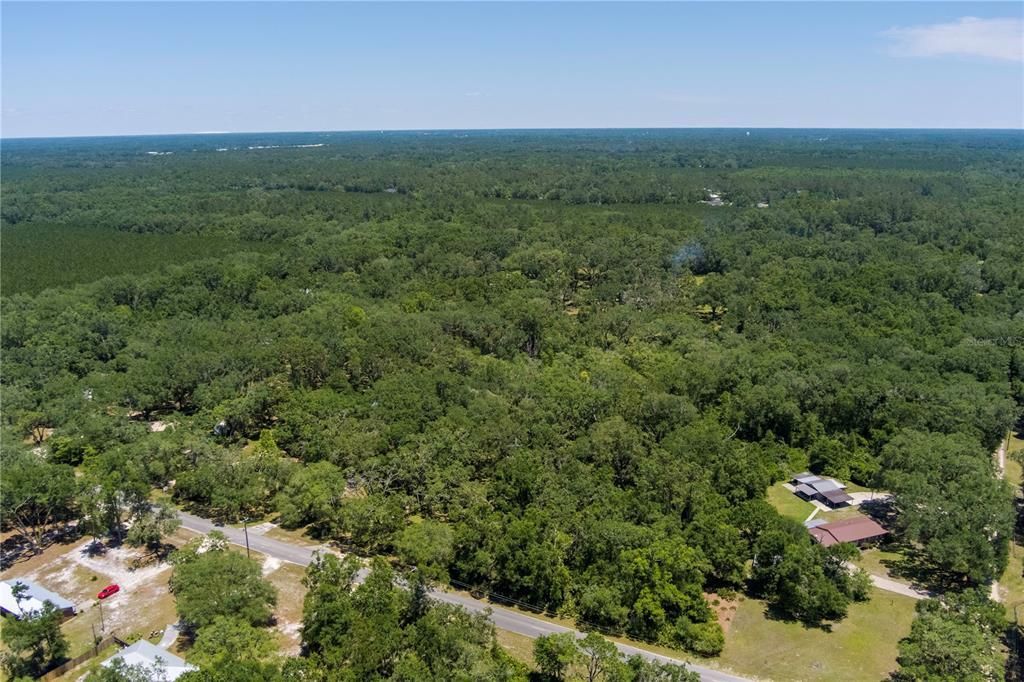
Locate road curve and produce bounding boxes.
[175,511,752,682]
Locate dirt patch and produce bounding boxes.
[262,556,282,576]
[706,592,740,633]
[63,541,170,591]
[2,537,181,660]
[264,562,308,655]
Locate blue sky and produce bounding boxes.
[2,2,1022,137]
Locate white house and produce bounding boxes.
[0,579,76,619]
[102,640,196,680]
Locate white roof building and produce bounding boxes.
[102,640,196,680]
[0,579,76,618]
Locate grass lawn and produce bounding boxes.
[1000,545,1024,622]
[855,548,911,585]
[1007,432,1024,483]
[263,561,309,655]
[816,505,867,522]
[263,524,329,549]
[717,588,918,682]
[767,482,816,523]
[496,629,537,669]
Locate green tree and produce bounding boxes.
[625,655,701,682]
[533,632,579,681]
[189,616,277,669]
[86,658,169,682]
[274,460,346,535]
[125,500,181,553]
[883,431,1013,584]
[893,589,1005,682]
[1,600,69,679]
[394,520,454,580]
[0,450,76,553]
[578,632,624,682]
[169,536,277,630]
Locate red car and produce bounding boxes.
[97,584,120,600]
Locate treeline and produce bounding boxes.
[83,534,704,681]
[2,132,1022,665]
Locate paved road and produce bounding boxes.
[176,511,752,682]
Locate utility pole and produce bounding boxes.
[1015,604,1022,678]
[97,599,105,632]
[242,517,251,559]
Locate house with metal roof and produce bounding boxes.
[790,473,854,508]
[0,579,76,619]
[808,516,888,547]
[102,640,196,680]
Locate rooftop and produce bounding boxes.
[0,579,75,617]
[103,640,195,680]
[808,516,888,547]
[820,489,854,505]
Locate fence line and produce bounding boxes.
[38,634,123,681]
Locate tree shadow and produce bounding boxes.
[1006,623,1022,682]
[857,497,897,526]
[761,603,835,633]
[880,544,973,594]
[0,525,83,570]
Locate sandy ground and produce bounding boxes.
[1,535,186,665]
[263,561,308,655]
[262,556,283,576]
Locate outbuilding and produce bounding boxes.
[790,473,854,508]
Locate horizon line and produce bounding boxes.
[4,125,1024,141]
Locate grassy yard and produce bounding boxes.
[495,629,537,669]
[717,588,918,681]
[262,560,309,655]
[816,505,868,523]
[854,548,911,585]
[767,482,816,523]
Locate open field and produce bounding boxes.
[717,588,918,682]
[767,483,816,523]
[0,223,272,294]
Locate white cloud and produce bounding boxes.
[883,16,1024,62]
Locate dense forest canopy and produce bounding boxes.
[2,129,1022,665]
